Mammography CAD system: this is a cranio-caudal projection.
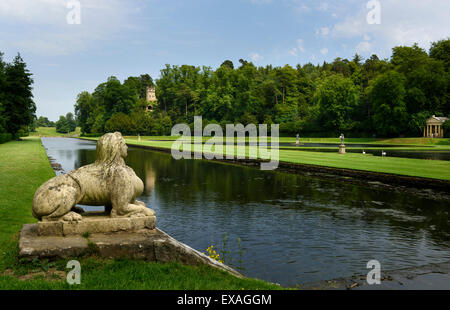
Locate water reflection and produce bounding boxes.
[41,138,450,286]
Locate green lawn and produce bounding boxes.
[278,150,450,180]
[82,136,450,181]
[0,137,281,290]
[30,126,81,137]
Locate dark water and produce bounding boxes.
[41,138,450,286]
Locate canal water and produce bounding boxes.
[41,138,450,287]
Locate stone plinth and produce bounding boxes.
[339,144,346,154]
[37,212,156,236]
[18,224,242,277]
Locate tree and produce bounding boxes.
[391,43,447,120]
[66,112,77,132]
[0,52,6,135]
[429,38,450,72]
[105,112,135,135]
[56,115,69,133]
[220,60,234,70]
[391,44,429,75]
[55,113,76,133]
[2,53,35,137]
[124,74,154,100]
[443,120,450,138]
[74,91,94,133]
[313,74,360,134]
[36,116,55,127]
[103,76,137,118]
[429,39,450,115]
[370,71,408,137]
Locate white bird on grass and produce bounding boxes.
[381,150,386,157]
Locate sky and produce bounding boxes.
[0,0,449,121]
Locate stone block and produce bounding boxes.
[37,212,156,236]
[18,224,242,278]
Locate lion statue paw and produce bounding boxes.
[62,211,83,222]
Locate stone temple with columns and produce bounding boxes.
[424,115,449,138]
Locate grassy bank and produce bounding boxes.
[30,126,81,137]
[81,136,450,181]
[0,137,281,290]
[119,135,450,145]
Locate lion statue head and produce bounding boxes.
[95,132,128,168]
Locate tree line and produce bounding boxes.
[0,53,35,143]
[75,39,449,138]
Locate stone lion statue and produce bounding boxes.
[32,132,154,222]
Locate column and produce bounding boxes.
[427,125,429,137]
[423,127,426,137]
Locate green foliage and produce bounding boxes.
[74,91,94,133]
[429,38,450,72]
[313,74,360,134]
[443,120,450,138]
[105,113,135,135]
[371,71,408,137]
[0,53,35,137]
[36,116,55,127]
[0,133,12,144]
[73,39,449,138]
[55,113,76,134]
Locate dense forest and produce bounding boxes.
[75,39,449,138]
[0,53,35,143]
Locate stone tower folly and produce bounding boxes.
[145,86,157,112]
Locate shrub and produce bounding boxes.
[443,120,450,138]
[105,113,136,135]
[0,133,12,144]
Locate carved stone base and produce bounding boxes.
[37,212,156,236]
[18,224,242,277]
[339,144,346,154]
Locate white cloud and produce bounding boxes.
[0,0,140,55]
[288,39,305,56]
[296,39,305,53]
[356,41,372,53]
[250,52,263,62]
[288,48,298,56]
[330,0,450,53]
[316,27,330,36]
[250,0,272,4]
[317,2,329,11]
[320,47,328,55]
[287,0,311,14]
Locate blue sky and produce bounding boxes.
[1,0,449,121]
